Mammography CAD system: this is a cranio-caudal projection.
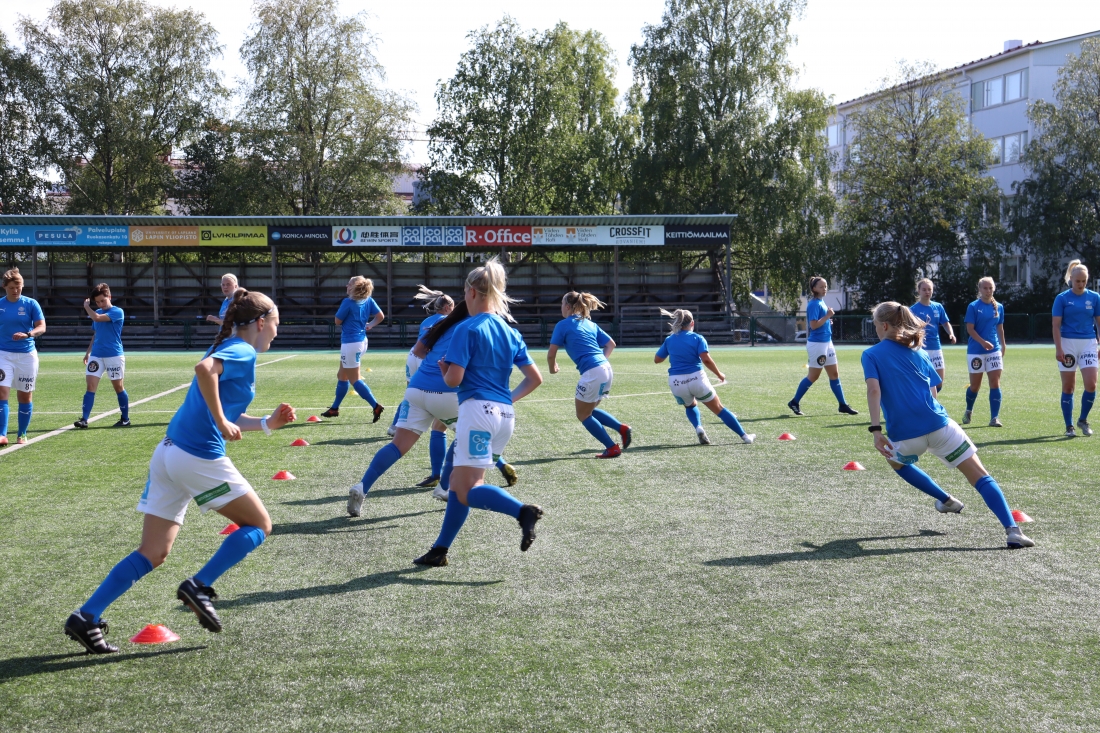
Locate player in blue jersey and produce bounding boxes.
[205,273,238,325]
[323,276,386,422]
[64,290,297,654]
[911,278,956,390]
[0,268,46,446]
[412,258,544,567]
[1052,260,1100,437]
[788,276,860,416]
[74,283,131,429]
[963,277,1007,427]
[548,291,632,458]
[655,308,754,445]
[863,301,1033,549]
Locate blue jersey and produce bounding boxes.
[335,297,382,344]
[0,295,44,353]
[417,313,446,341]
[166,338,257,460]
[806,299,832,343]
[656,330,709,376]
[409,321,460,394]
[1052,289,1100,340]
[910,301,949,350]
[90,306,125,358]
[219,297,231,319]
[861,339,948,442]
[443,313,534,404]
[550,316,611,374]
[964,299,1005,354]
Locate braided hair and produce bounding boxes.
[211,289,276,350]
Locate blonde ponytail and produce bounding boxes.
[563,291,605,319]
[872,301,926,349]
[414,285,454,314]
[978,276,999,317]
[659,308,694,335]
[465,257,519,322]
[1064,259,1089,285]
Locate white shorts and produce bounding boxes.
[1058,338,1099,372]
[924,349,945,371]
[967,351,1003,374]
[888,419,976,469]
[576,363,613,403]
[340,340,367,369]
[807,341,837,368]
[395,387,459,435]
[86,355,125,380]
[137,439,254,524]
[454,399,515,468]
[0,350,39,392]
[405,352,423,382]
[669,370,715,406]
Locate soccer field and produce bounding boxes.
[2,346,1098,732]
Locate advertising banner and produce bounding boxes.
[531,226,600,245]
[129,226,199,246]
[664,225,730,245]
[0,225,129,247]
[331,226,402,246]
[601,225,664,246]
[465,225,532,246]
[270,226,331,246]
[399,225,466,247]
[199,226,267,246]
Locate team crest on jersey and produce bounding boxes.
[971,357,983,370]
[482,402,495,415]
[1064,354,1076,368]
[88,360,100,373]
[817,355,827,366]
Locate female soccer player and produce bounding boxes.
[0,267,45,446]
[963,277,1006,427]
[547,291,632,458]
[863,301,1033,548]
[788,276,860,416]
[1052,260,1100,437]
[412,258,544,567]
[654,308,754,446]
[323,276,385,421]
[64,290,296,654]
[205,273,238,326]
[911,278,956,390]
[75,283,130,429]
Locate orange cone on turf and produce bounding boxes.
[1012,509,1033,523]
[290,438,309,447]
[220,523,240,535]
[130,624,180,644]
[306,415,322,423]
[778,433,796,441]
[843,461,865,471]
[272,470,296,480]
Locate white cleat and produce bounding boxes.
[432,486,449,502]
[347,483,365,517]
[1077,420,1093,437]
[935,497,965,513]
[989,417,1003,428]
[740,433,756,444]
[961,410,972,425]
[386,425,396,437]
[1065,426,1077,438]
[697,429,711,445]
[1006,526,1035,549]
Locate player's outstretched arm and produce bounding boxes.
[236,404,297,432]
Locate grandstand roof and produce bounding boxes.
[0,214,736,226]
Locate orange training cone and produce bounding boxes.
[778,433,796,441]
[220,523,240,535]
[290,438,310,447]
[1012,509,1033,523]
[306,415,322,423]
[843,461,865,471]
[272,470,296,480]
[130,624,180,644]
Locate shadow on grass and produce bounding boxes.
[0,646,206,682]
[282,495,345,506]
[973,435,1068,447]
[273,510,439,536]
[705,530,1004,567]
[738,415,800,424]
[217,567,501,609]
[308,437,390,447]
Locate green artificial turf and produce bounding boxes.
[1,345,1098,732]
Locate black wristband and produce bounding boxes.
[868,425,882,433]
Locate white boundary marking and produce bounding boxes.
[0,354,297,458]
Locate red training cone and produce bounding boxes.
[843,461,865,471]
[220,523,240,535]
[272,470,296,480]
[290,438,310,447]
[306,415,322,423]
[130,624,180,644]
[778,433,796,441]
[1012,509,1033,523]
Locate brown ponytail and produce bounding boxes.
[872,301,926,349]
[563,291,605,319]
[422,300,470,350]
[212,289,275,349]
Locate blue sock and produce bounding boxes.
[117,390,129,421]
[440,442,456,491]
[0,401,7,437]
[434,490,470,548]
[360,442,403,494]
[974,475,1015,528]
[582,415,616,448]
[193,526,266,586]
[1061,393,1075,428]
[353,380,378,407]
[332,380,349,409]
[1081,391,1096,422]
[717,407,745,436]
[495,455,507,469]
[466,484,523,518]
[829,379,847,406]
[17,402,31,435]
[429,430,447,477]
[989,388,1002,419]
[592,409,622,431]
[793,377,812,403]
[685,405,701,428]
[894,464,951,502]
[82,391,96,421]
[965,388,977,411]
[79,551,154,622]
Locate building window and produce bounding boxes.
[984,77,1003,108]
[989,137,1003,165]
[972,69,1028,111]
[827,123,841,148]
[1003,256,1021,284]
[1004,132,1026,163]
[1005,69,1028,101]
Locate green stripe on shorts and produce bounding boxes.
[195,482,232,506]
[945,442,971,463]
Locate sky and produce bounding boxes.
[2,0,1098,163]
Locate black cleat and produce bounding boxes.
[416,474,441,488]
[838,404,860,415]
[64,612,119,654]
[177,578,222,632]
[73,419,88,429]
[372,404,385,423]
[787,400,803,416]
[518,504,543,552]
[413,545,449,566]
[113,419,131,428]
[321,407,340,418]
[498,462,518,487]
[619,424,633,450]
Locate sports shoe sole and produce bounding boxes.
[347,487,365,517]
[177,585,222,632]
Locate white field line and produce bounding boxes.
[0,354,297,458]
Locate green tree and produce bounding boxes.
[626,0,834,308]
[835,62,1004,308]
[418,17,627,215]
[0,32,53,214]
[173,120,275,216]
[20,0,224,214]
[239,0,413,216]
